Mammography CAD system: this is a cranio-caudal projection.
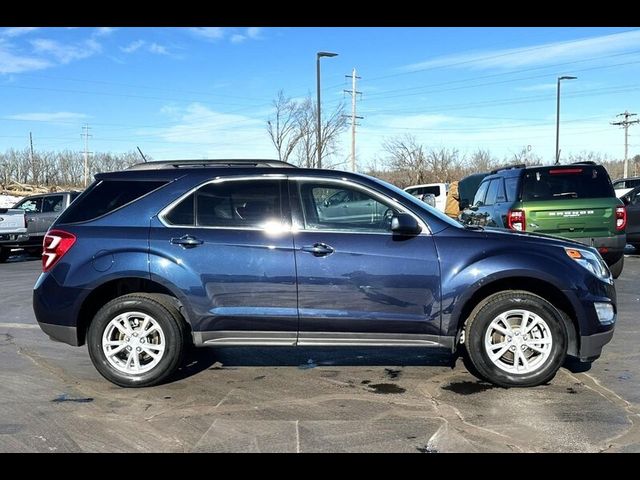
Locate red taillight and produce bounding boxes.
[615,206,626,231]
[42,230,76,272]
[507,209,526,231]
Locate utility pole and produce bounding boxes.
[81,124,92,187]
[611,111,639,178]
[343,68,363,172]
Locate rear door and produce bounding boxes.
[149,177,298,343]
[520,166,617,239]
[626,188,640,240]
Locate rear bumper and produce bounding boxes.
[571,234,626,265]
[37,321,79,346]
[579,329,614,361]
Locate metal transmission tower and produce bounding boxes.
[81,125,92,187]
[343,68,363,172]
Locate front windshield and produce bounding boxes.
[364,174,463,229]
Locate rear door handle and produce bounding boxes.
[170,235,203,248]
[301,243,335,256]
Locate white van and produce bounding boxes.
[404,183,449,212]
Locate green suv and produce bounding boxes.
[460,162,626,278]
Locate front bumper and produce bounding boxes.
[0,233,29,248]
[579,329,614,361]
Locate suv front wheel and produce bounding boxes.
[87,293,187,387]
[464,291,567,387]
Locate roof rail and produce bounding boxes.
[127,159,298,171]
[489,163,526,174]
[570,160,597,165]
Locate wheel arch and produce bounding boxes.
[453,277,579,357]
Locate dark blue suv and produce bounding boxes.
[33,160,617,388]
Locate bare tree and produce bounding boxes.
[267,91,347,168]
[382,134,428,186]
[266,91,303,163]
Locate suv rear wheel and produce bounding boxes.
[609,255,624,279]
[464,291,567,387]
[87,293,187,387]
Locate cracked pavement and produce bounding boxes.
[1,251,639,452]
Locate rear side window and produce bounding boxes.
[57,180,167,224]
[505,177,519,202]
[42,195,64,213]
[164,180,285,229]
[484,179,502,206]
[521,166,614,201]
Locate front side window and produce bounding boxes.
[484,179,502,206]
[164,179,285,229]
[298,181,398,233]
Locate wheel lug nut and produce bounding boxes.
[521,345,527,350]
[506,336,512,342]
[510,346,516,351]
[125,336,130,342]
[140,338,145,344]
[136,347,141,352]
[127,346,132,351]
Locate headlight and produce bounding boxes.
[564,247,610,280]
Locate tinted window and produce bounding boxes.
[407,186,441,197]
[505,177,519,202]
[16,197,42,213]
[42,195,64,213]
[484,179,501,206]
[521,166,614,201]
[473,181,490,206]
[57,180,167,224]
[299,182,397,232]
[165,180,284,229]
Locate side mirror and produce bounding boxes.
[391,213,422,235]
[459,199,470,210]
[469,205,479,211]
[622,195,631,206]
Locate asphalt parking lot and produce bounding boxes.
[1,249,639,453]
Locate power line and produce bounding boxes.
[611,111,640,177]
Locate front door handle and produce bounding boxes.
[301,243,335,256]
[170,235,203,248]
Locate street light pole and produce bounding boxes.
[316,51,338,169]
[555,75,577,165]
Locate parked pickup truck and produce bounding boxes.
[0,191,81,262]
[0,208,28,262]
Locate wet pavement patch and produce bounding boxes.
[361,380,371,385]
[441,381,496,395]
[51,394,93,403]
[368,383,406,394]
[384,368,402,379]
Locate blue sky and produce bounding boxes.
[1,26,640,170]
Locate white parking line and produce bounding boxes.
[0,323,39,329]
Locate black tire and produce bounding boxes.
[87,293,187,388]
[0,248,8,263]
[464,291,567,388]
[609,255,624,279]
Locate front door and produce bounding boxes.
[149,177,298,345]
[290,178,441,344]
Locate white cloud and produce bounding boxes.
[402,29,640,71]
[30,37,102,64]
[4,111,89,122]
[246,27,262,39]
[231,34,246,44]
[94,27,117,37]
[148,43,169,55]
[121,39,145,53]
[0,41,51,74]
[120,40,170,55]
[137,103,273,158]
[189,27,225,41]
[2,27,39,38]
